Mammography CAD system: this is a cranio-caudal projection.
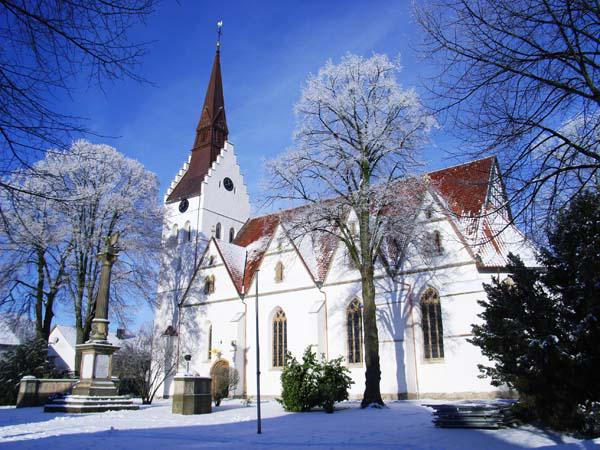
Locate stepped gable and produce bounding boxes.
[428,156,495,217]
[167,49,228,203]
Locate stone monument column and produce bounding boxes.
[46,232,138,412]
[90,232,119,342]
[70,233,123,397]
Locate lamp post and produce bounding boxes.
[255,269,262,434]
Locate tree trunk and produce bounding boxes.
[358,198,384,408]
[34,248,47,339]
[360,263,384,408]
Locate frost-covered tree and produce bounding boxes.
[416,0,600,234]
[0,140,162,360]
[0,166,73,339]
[266,54,435,407]
[472,190,600,435]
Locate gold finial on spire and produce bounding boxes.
[217,20,223,52]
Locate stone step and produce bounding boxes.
[44,395,139,413]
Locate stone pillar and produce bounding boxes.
[172,376,212,415]
[16,376,38,407]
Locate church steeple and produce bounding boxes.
[167,36,229,203]
[193,48,228,157]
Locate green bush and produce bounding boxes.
[0,338,59,405]
[319,356,353,413]
[279,347,353,413]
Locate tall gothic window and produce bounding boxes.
[215,223,222,240]
[347,299,363,364]
[272,308,287,367]
[433,231,443,255]
[184,221,192,242]
[229,227,235,243]
[204,275,215,295]
[275,261,284,283]
[421,288,444,360]
[207,323,213,361]
[169,224,179,247]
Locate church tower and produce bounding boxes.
[162,40,250,254]
[155,36,250,363]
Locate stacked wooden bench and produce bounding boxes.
[424,402,519,429]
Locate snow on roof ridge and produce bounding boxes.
[427,155,495,176]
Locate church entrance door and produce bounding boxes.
[210,359,230,406]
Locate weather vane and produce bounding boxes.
[217,20,223,51]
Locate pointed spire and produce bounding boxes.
[166,24,229,203]
[192,48,228,156]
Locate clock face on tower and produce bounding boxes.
[178,198,189,213]
[223,177,234,191]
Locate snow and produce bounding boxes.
[214,240,247,289]
[1,399,597,449]
[245,235,271,263]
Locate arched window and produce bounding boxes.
[229,227,235,243]
[207,323,213,361]
[204,275,215,295]
[184,221,192,242]
[215,223,222,240]
[433,231,443,255]
[169,224,179,247]
[275,261,284,283]
[347,299,363,364]
[421,288,444,359]
[272,308,287,367]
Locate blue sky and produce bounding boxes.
[67,0,455,212]
[53,0,462,329]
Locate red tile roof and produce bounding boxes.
[202,156,534,294]
[233,214,280,293]
[428,156,494,216]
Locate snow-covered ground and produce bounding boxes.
[0,399,597,449]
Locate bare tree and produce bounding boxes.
[415,0,600,234]
[0,0,155,198]
[265,53,435,407]
[113,325,177,404]
[0,140,162,362]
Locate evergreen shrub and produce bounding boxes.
[0,338,59,405]
[279,347,353,413]
[471,190,600,436]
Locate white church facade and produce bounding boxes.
[153,47,537,401]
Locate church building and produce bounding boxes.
[153,46,537,400]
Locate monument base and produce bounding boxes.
[44,395,139,413]
[72,378,118,396]
[172,376,212,415]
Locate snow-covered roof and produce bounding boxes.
[214,239,248,293]
[0,317,21,346]
[199,157,537,295]
[50,325,133,347]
